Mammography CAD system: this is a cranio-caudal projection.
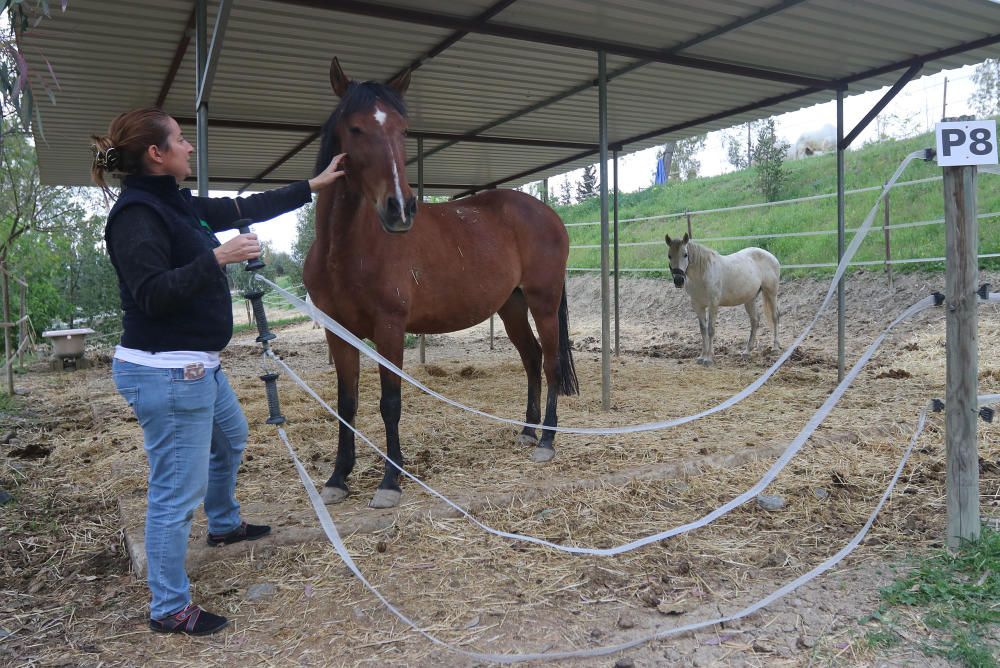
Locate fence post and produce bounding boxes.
[2,265,12,396]
[943,164,979,550]
[686,210,692,238]
[882,184,893,290]
[18,283,26,370]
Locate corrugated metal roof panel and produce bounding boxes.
[21,0,1000,195]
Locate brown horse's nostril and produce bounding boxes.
[385,196,402,215]
[405,196,417,219]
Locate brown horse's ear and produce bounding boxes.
[387,68,411,96]
[682,232,690,243]
[330,57,351,98]
[665,233,672,245]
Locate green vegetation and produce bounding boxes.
[865,528,1000,666]
[552,125,1000,278]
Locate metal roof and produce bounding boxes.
[21,0,1000,195]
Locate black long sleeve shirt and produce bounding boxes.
[105,175,311,351]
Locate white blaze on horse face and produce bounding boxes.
[373,103,405,212]
[387,142,405,210]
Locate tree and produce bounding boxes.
[969,58,1000,118]
[752,119,790,202]
[0,117,83,263]
[722,120,765,170]
[669,134,706,181]
[2,1,65,137]
[870,109,919,143]
[559,178,572,206]
[289,200,316,286]
[576,163,597,201]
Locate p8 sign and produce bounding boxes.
[935,120,998,167]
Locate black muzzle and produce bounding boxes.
[671,267,686,288]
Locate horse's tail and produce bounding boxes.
[557,287,579,396]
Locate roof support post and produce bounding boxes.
[418,137,426,364]
[195,0,209,196]
[598,50,611,411]
[613,148,620,357]
[836,88,846,381]
[195,0,233,110]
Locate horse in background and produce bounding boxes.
[303,58,579,509]
[665,233,781,366]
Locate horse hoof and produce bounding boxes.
[696,357,713,367]
[531,446,555,463]
[369,488,402,509]
[516,433,539,447]
[320,485,348,505]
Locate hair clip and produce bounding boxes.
[92,145,120,171]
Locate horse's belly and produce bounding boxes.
[406,274,517,334]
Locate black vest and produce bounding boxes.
[105,176,233,352]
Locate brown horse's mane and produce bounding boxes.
[314,81,407,176]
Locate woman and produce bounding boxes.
[91,107,345,636]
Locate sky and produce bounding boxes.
[222,63,983,255]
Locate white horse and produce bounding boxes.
[665,233,781,365]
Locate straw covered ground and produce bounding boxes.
[3,269,1000,667]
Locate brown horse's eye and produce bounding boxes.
[349,127,362,135]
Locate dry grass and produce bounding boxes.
[2,273,999,667]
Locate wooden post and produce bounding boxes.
[882,185,893,290]
[943,164,980,550]
[2,265,12,396]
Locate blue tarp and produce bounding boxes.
[654,157,667,185]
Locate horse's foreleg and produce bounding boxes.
[322,337,359,505]
[498,290,542,448]
[694,306,710,365]
[371,326,406,509]
[701,305,718,366]
[743,298,760,358]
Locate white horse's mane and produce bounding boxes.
[685,238,719,273]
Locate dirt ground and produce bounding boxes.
[2,268,1000,667]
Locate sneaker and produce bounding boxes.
[149,603,228,636]
[206,521,271,547]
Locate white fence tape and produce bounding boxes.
[267,291,936,556]
[257,149,931,437]
[274,390,998,663]
[252,150,997,661]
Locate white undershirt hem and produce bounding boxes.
[114,345,221,369]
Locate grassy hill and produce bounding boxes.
[551,125,1000,278]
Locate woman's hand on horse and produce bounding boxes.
[308,152,348,192]
[214,233,260,266]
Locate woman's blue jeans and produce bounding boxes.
[112,359,248,619]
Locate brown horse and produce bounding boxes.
[303,58,579,509]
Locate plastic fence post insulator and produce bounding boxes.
[921,148,936,161]
[932,291,945,307]
[977,283,991,300]
[247,294,276,343]
[979,406,995,423]
[931,398,945,412]
[260,372,286,425]
[235,219,266,272]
